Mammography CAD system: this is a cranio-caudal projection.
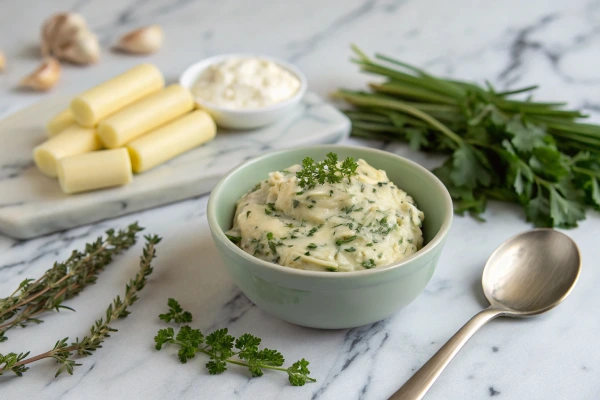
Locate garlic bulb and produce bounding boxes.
[0,51,5,71]
[21,58,61,91]
[115,25,164,54]
[41,13,100,65]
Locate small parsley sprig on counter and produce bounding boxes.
[335,45,600,228]
[154,298,316,386]
[296,152,358,189]
[159,298,192,324]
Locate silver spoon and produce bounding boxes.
[390,228,581,400]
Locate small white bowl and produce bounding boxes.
[179,53,307,130]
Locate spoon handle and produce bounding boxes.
[389,308,503,400]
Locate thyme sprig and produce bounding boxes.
[154,298,316,386]
[0,234,161,377]
[0,223,143,342]
[296,152,358,189]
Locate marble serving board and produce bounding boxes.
[0,92,350,239]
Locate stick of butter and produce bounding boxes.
[33,125,102,177]
[70,64,164,127]
[57,148,132,194]
[46,109,75,137]
[127,110,216,173]
[97,84,194,149]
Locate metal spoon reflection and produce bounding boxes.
[390,229,581,400]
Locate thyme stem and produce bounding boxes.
[0,234,161,377]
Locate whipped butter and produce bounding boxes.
[192,57,301,109]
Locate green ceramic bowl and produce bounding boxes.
[207,145,453,329]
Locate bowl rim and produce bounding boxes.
[207,144,453,278]
[178,53,308,114]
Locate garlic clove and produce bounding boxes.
[20,58,61,91]
[60,29,100,65]
[40,12,100,65]
[0,51,5,71]
[115,25,164,54]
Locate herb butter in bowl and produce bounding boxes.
[207,145,453,329]
[179,54,307,129]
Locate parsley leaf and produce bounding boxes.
[287,358,313,386]
[176,326,204,363]
[154,327,175,350]
[507,117,548,153]
[449,144,491,189]
[158,298,193,324]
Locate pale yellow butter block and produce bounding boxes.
[97,84,194,149]
[57,148,132,194]
[70,64,164,127]
[127,110,216,173]
[46,109,75,137]
[33,125,102,178]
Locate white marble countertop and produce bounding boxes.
[1,0,600,399]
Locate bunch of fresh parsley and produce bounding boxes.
[334,45,600,228]
[296,152,358,189]
[154,298,316,386]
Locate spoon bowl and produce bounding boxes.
[390,228,581,400]
[483,229,581,316]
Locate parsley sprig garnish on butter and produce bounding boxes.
[296,152,358,189]
[154,298,316,386]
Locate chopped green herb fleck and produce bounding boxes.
[294,256,301,261]
[269,242,278,255]
[226,234,241,244]
[325,267,338,272]
[293,200,300,208]
[344,247,356,252]
[304,251,311,256]
[335,235,357,246]
[362,259,376,269]
[307,243,317,249]
[307,225,322,237]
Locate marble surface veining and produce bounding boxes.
[1,0,600,399]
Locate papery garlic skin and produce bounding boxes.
[21,58,61,91]
[41,12,100,65]
[115,25,164,54]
